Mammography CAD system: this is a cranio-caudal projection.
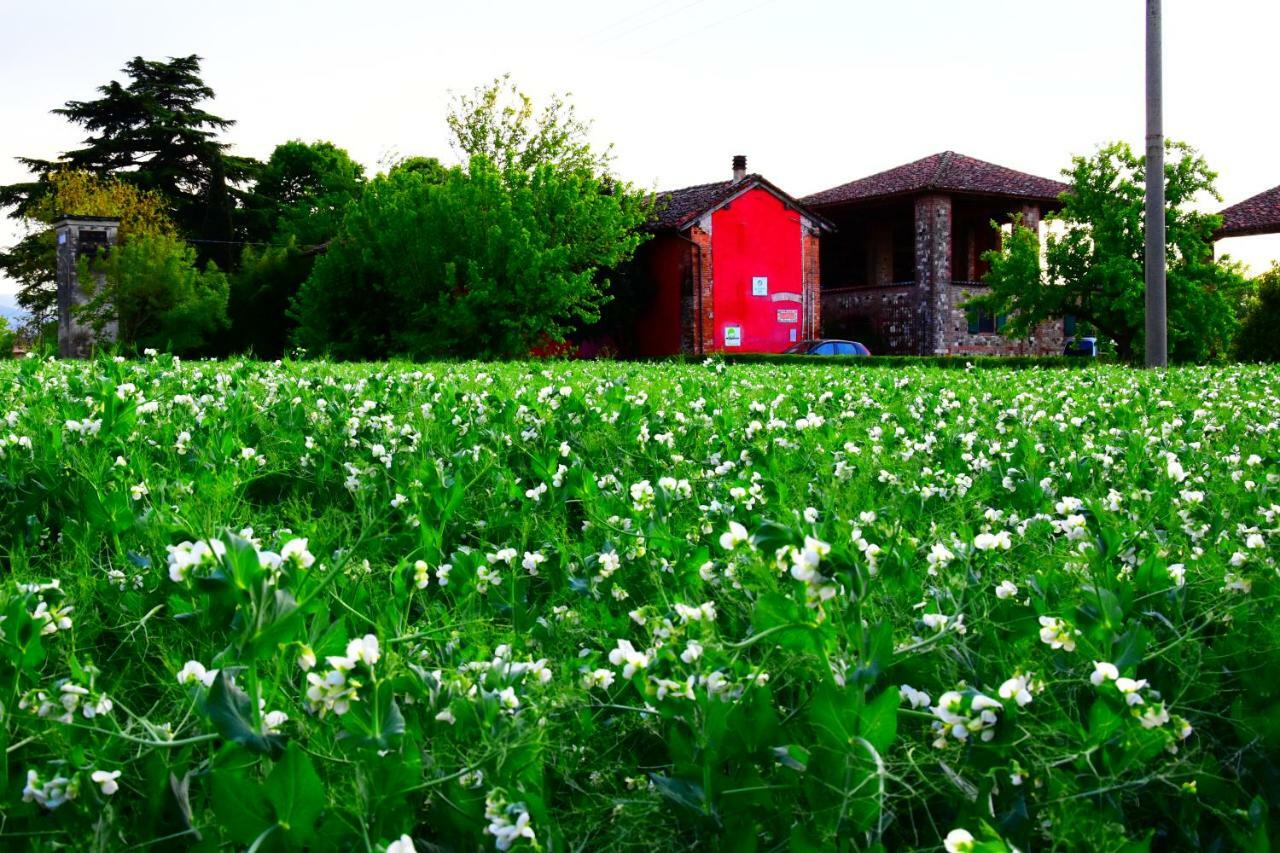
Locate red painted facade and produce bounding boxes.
[709,188,806,352]
[630,176,825,357]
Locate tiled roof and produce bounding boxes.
[803,151,1068,207]
[650,174,833,231]
[1217,184,1280,238]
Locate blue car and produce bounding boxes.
[785,339,872,356]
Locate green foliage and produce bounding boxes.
[0,55,252,324]
[243,140,365,247]
[1235,265,1280,362]
[974,141,1248,362]
[294,155,648,359]
[0,317,15,356]
[80,234,229,354]
[0,357,1277,850]
[447,74,613,179]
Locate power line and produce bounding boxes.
[593,0,716,47]
[635,0,780,58]
[582,0,687,40]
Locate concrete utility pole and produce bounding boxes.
[1145,0,1168,368]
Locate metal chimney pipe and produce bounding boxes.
[732,155,747,181]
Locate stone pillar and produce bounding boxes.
[1019,204,1041,234]
[55,216,120,358]
[914,194,952,355]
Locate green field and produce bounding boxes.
[1,356,1277,851]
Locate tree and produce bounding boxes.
[0,55,254,307]
[243,140,366,246]
[226,141,366,356]
[0,317,15,357]
[293,156,648,359]
[973,141,1246,362]
[447,74,612,180]
[1234,265,1280,362]
[79,233,228,354]
[0,170,176,325]
[294,78,648,359]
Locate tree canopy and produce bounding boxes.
[293,155,648,359]
[974,141,1246,362]
[1234,264,1280,362]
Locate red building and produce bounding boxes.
[628,156,831,356]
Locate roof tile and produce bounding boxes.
[1218,184,1280,238]
[803,151,1067,207]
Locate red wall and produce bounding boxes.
[633,234,687,357]
[710,188,804,353]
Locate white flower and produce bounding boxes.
[1167,563,1186,587]
[944,828,975,853]
[280,537,316,569]
[1090,661,1119,685]
[922,613,949,632]
[91,769,121,796]
[719,521,750,550]
[1114,676,1149,706]
[346,634,381,667]
[994,580,1018,600]
[1038,616,1077,652]
[900,684,931,709]
[927,542,955,569]
[973,530,1012,551]
[803,506,820,524]
[608,639,651,678]
[680,641,703,664]
[583,668,616,690]
[998,674,1037,707]
[177,660,218,688]
[521,551,546,575]
[385,834,416,853]
[298,645,317,671]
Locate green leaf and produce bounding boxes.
[205,670,285,757]
[772,744,810,773]
[265,742,325,841]
[750,592,816,652]
[859,686,899,754]
[649,773,709,817]
[211,768,272,845]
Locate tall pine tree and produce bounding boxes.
[0,55,255,320]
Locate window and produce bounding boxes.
[967,309,1007,335]
[813,342,837,355]
[834,342,858,355]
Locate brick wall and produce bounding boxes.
[680,224,714,355]
[802,228,822,340]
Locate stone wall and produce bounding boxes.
[56,217,119,358]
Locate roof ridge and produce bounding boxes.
[928,151,954,189]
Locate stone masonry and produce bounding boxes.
[55,216,120,358]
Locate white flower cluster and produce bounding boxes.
[305,634,381,717]
[931,689,1002,748]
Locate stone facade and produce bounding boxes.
[819,195,1063,356]
[55,216,120,358]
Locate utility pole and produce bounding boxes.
[1145,0,1168,368]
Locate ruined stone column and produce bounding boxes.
[55,216,119,358]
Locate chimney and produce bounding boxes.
[732,154,747,181]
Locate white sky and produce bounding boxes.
[3,0,1279,300]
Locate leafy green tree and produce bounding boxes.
[0,317,15,357]
[294,156,648,359]
[243,141,366,246]
[226,141,366,356]
[1234,264,1280,362]
[0,55,254,312]
[974,141,1246,362]
[447,74,612,179]
[80,233,229,354]
[1,170,178,327]
[295,78,648,359]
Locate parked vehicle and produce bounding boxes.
[1063,336,1099,357]
[784,339,871,356]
